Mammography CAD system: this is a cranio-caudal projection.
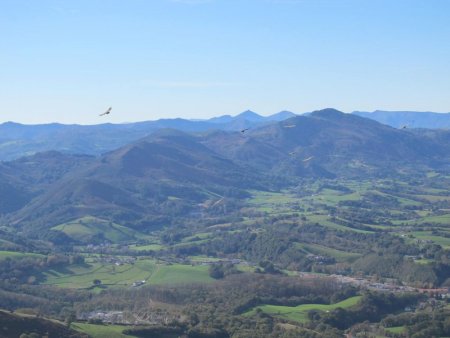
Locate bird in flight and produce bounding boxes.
[99,107,112,116]
[283,124,296,128]
[241,128,250,134]
[401,120,415,129]
[303,156,314,162]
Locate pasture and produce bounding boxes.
[0,250,44,260]
[51,216,150,243]
[72,322,137,338]
[295,243,361,262]
[244,296,362,323]
[43,258,213,289]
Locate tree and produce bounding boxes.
[65,312,76,328]
[208,264,225,279]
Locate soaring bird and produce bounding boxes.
[303,156,314,162]
[241,128,250,134]
[283,124,296,128]
[401,120,415,129]
[99,107,112,116]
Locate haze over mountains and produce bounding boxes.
[353,110,450,129]
[0,110,296,161]
[2,108,450,242]
[2,109,450,161]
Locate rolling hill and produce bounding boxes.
[0,310,87,338]
[353,110,450,129]
[202,108,450,177]
[2,108,450,242]
[3,129,268,238]
[0,110,297,161]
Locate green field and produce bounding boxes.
[411,231,450,249]
[244,296,362,323]
[43,259,157,288]
[0,250,45,260]
[247,190,299,213]
[393,213,450,227]
[51,216,150,243]
[416,194,450,202]
[295,243,361,262]
[306,214,372,234]
[248,190,297,205]
[414,258,434,265]
[149,264,214,285]
[384,326,406,334]
[311,189,361,204]
[43,259,213,289]
[188,255,223,262]
[72,323,137,338]
[416,213,450,225]
[129,243,165,251]
[182,232,212,242]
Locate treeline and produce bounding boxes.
[352,252,450,287]
[0,311,87,338]
[166,219,450,286]
[74,274,429,337]
[75,273,356,337]
[382,309,450,338]
[307,292,424,330]
[0,254,85,284]
[77,274,348,313]
[0,280,90,319]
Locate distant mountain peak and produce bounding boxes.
[1,121,21,126]
[207,114,234,124]
[352,110,450,129]
[310,108,345,119]
[267,111,297,121]
[235,110,263,121]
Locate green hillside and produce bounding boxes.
[51,216,150,243]
[244,296,362,323]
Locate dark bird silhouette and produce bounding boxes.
[401,120,415,129]
[241,128,250,133]
[99,107,112,116]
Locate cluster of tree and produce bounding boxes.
[382,309,450,338]
[208,263,240,279]
[0,279,90,320]
[307,292,424,331]
[352,253,450,287]
[0,310,86,338]
[0,227,52,253]
[0,254,84,285]
[72,273,362,337]
[165,216,450,285]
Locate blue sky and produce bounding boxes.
[1,0,449,124]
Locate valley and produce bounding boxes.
[1,110,449,337]
[4,0,450,335]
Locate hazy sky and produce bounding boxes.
[1,0,449,124]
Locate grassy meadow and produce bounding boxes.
[244,296,362,323]
[43,258,213,289]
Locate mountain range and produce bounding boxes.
[2,109,450,162]
[1,108,450,243]
[0,110,296,161]
[352,110,450,129]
